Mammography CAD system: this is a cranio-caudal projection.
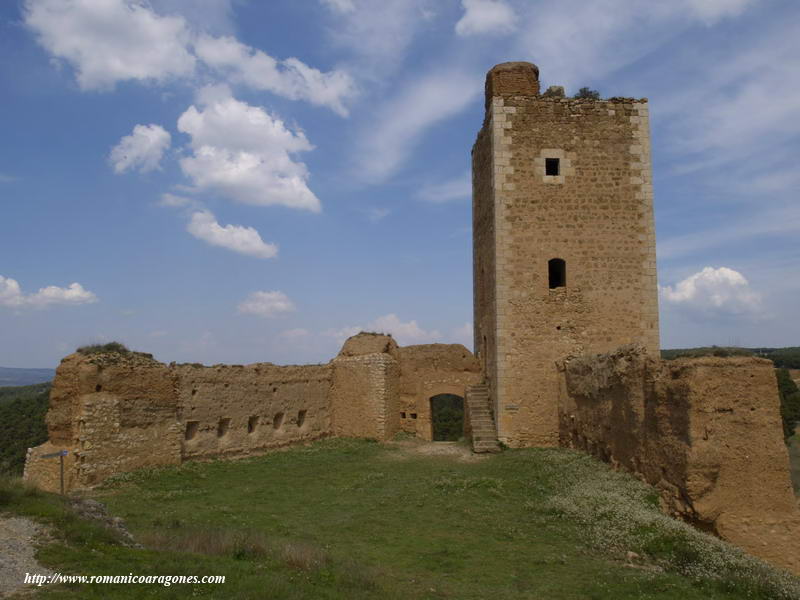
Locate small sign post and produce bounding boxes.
[40,450,69,495]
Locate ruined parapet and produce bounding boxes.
[484,61,540,111]
[330,333,400,440]
[559,345,800,575]
[25,351,182,492]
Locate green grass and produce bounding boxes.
[4,440,799,599]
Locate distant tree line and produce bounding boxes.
[0,383,50,475]
[777,370,800,440]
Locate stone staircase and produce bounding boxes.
[466,384,501,453]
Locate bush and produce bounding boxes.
[573,86,600,100]
[76,341,130,355]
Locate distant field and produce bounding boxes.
[0,366,55,387]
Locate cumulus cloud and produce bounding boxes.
[109,123,171,174]
[455,0,516,36]
[238,291,295,318]
[0,275,97,309]
[24,0,196,90]
[25,0,354,115]
[451,322,473,348]
[356,70,479,182]
[325,313,442,346]
[659,267,762,316]
[195,34,355,116]
[418,172,471,203]
[186,210,278,259]
[177,87,321,212]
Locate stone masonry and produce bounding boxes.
[473,62,660,447]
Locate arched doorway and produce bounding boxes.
[430,394,465,441]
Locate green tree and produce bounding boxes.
[776,369,800,440]
[573,87,600,100]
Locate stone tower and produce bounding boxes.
[472,62,660,447]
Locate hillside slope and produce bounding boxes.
[4,439,798,599]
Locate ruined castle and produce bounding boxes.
[24,62,800,575]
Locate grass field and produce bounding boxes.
[3,439,799,599]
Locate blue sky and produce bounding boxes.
[1,0,798,368]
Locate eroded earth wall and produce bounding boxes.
[559,345,800,574]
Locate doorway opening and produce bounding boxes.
[430,394,465,441]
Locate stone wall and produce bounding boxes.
[25,351,332,492]
[176,363,331,461]
[25,335,481,491]
[397,344,482,440]
[473,62,660,448]
[559,345,800,574]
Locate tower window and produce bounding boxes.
[548,258,566,289]
[545,158,560,176]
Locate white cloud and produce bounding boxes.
[451,322,473,348]
[683,0,754,23]
[186,210,278,259]
[512,0,758,92]
[0,173,17,183]
[24,0,195,90]
[109,123,171,174]
[659,267,762,316]
[366,207,390,222]
[326,313,442,346]
[279,328,310,339]
[194,34,355,116]
[1,275,97,309]
[356,70,479,182]
[321,0,434,78]
[418,172,471,203]
[455,0,516,37]
[159,192,192,207]
[320,0,355,13]
[238,291,295,318]
[177,87,321,212]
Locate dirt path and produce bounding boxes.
[383,439,488,462]
[0,516,52,598]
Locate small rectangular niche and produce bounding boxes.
[297,409,307,427]
[400,412,407,419]
[185,420,199,441]
[247,416,259,434]
[545,157,560,176]
[410,413,418,420]
[217,418,231,438]
[273,412,284,430]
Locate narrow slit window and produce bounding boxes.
[217,418,231,438]
[545,158,560,176]
[548,258,566,289]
